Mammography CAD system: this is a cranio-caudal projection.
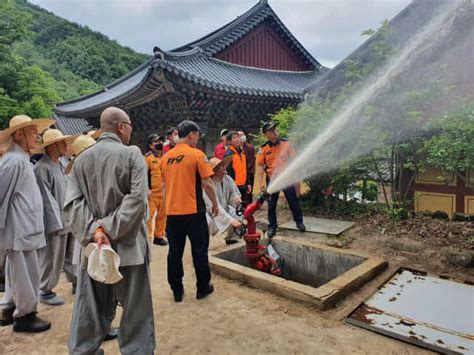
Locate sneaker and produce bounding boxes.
[0,306,14,326]
[296,222,306,232]
[267,227,277,238]
[40,292,64,306]
[196,282,214,300]
[13,312,51,333]
[153,238,168,246]
[104,326,119,341]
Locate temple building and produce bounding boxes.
[54,0,327,152]
[54,0,472,217]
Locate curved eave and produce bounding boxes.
[55,49,321,117]
[54,61,155,116]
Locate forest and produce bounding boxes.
[0,0,149,128]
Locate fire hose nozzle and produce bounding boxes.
[257,191,270,203]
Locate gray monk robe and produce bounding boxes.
[0,249,5,281]
[64,132,155,355]
[60,156,78,286]
[34,154,69,294]
[0,143,46,317]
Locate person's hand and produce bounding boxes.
[259,184,266,193]
[234,195,242,205]
[212,203,219,217]
[93,227,110,249]
[230,219,242,228]
[246,185,252,193]
[147,190,152,198]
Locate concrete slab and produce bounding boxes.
[209,237,387,309]
[280,216,354,236]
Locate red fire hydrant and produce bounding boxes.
[242,193,281,276]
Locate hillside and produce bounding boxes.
[0,0,149,127]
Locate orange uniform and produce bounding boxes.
[160,143,213,216]
[256,138,296,178]
[225,146,247,186]
[144,152,166,240]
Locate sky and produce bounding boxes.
[28,0,411,68]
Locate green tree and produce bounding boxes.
[420,107,474,183]
[0,0,148,128]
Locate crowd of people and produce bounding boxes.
[0,107,304,354]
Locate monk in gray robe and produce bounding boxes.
[64,107,155,355]
[60,155,78,292]
[209,157,243,244]
[0,115,53,332]
[34,129,76,305]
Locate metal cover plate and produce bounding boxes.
[346,268,474,354]
[280,217,354,235]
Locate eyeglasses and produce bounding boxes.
[118,121,133,129]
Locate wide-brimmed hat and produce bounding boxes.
[261,121,278,134]
[209,156,232,170]
[87,130,102,140]
[0,115,55,145]
[36,129,77,151]
[65,134,97,174]
[66,130,99,158]
[84,243,123,284]
[71,134,96,156]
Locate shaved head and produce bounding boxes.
[100,107,133,145]
[100,107,129,132]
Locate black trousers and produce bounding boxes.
[166,212,211,292]
[268,185,303,229]
[238,185,252,206]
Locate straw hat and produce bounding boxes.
[64,134,97,175]
[209,155,232,170]
[0,115,54,145]
[84,243,123,284]
[71,134,96,156]
[36,129,77,149]
[87,130,102,140]
[66,130,100,159]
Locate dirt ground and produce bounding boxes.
[1,208,472,354]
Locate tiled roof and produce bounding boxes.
[54,60,153,115]
[158,49,320,97]
[53,114,94,134]
[173,1,320,69]
[55,48,322,115]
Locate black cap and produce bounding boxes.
[220,129,229,137]
[147,134,159,145]
[261,121,277,134]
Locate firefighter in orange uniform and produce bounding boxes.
[144,134,168,246]
[256,121,305,238]
[224,131,251,205]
